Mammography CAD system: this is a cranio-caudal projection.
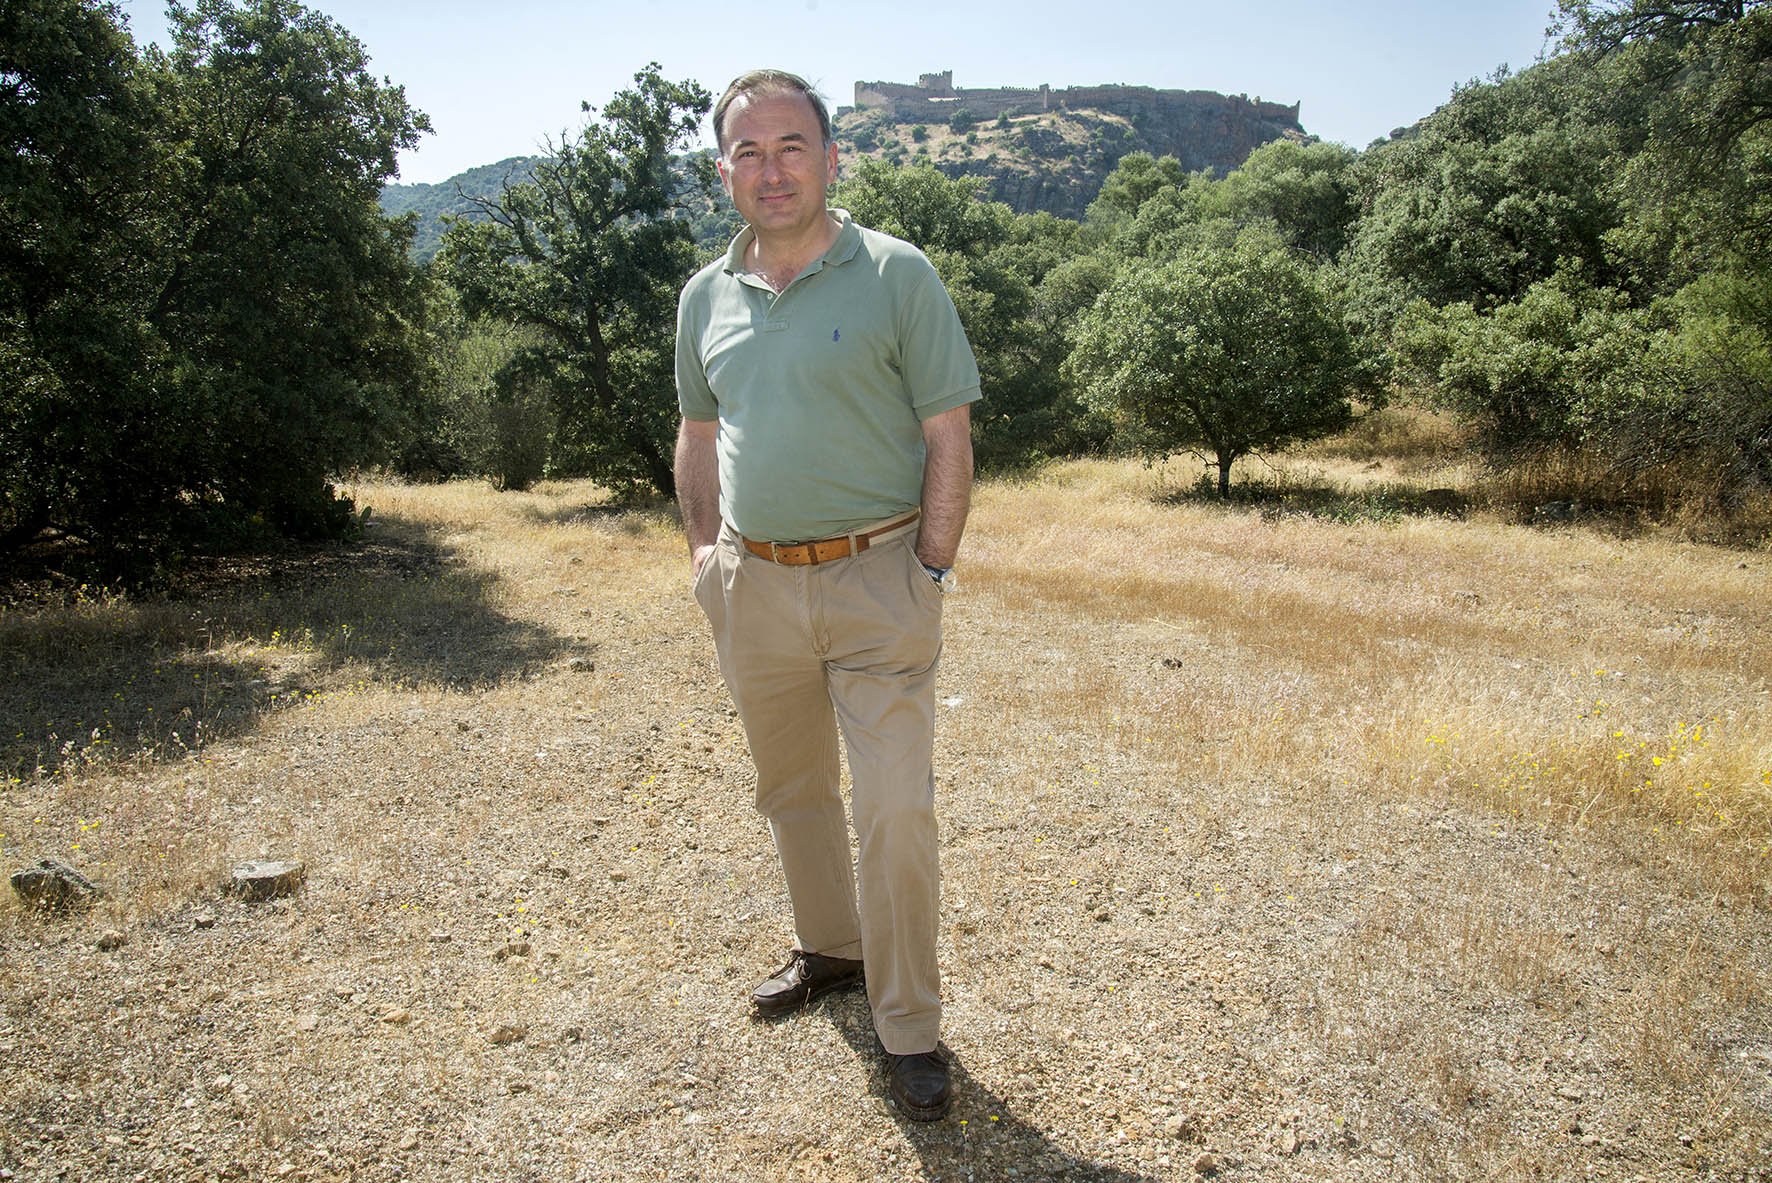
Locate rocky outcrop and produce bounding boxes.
[10,859,103,913]
[851,73,1302,172]
[835,72,1310,219]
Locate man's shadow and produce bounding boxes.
[805,995,1166,1183]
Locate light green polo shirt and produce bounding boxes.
[675,209,981,543]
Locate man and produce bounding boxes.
[673,69,979,1122]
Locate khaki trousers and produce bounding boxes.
[693,519,943,1054]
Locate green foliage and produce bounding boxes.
[381,152,736,262]
[947,108,977,135]
[1068,232,1361,496]
[1557,0,1772,169]
[1,0,166,553]
[1331,2,1771,519]
[910,124,928,143]
[1557,1,1772,287]
[378,157,541,263]
[1,0,429,578]
[832,163,1107,468]
[1644,266,1772,496]
[1087,152,1188,223]
[1344,61,1627,336]
[1395,270,1664,455]
[1204,139,1358,260]
[836,159,1009,256]
[437,65,712,499]
[155,0,431,528]
[1088,143,1357,266]
[393,282,549,490]
[1396,260,1772,510]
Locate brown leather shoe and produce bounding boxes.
[751,950,864,1016]
[886,1046,952,1120]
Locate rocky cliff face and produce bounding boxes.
[833,78,1309,219]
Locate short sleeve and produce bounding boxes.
[675,280,719,421]
[896,255,982,421]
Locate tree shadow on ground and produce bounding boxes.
[0,514,571,780]
[828,1004,1164,1183]
[1158,474,1468,524]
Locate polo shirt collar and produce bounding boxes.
[723,208,863,280]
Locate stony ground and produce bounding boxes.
[2,465,1769,1182]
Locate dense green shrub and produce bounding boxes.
[1,0,428,579]
[1395,271,1662,456]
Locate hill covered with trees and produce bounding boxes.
[379,158,541,263]
[382,76,1309,259]
[382,154,739,263]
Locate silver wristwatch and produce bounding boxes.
[921,563,957,594]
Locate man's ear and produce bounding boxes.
[715,155,733,195]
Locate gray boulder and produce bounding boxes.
[11,860,103,913]
[226,860,306,901]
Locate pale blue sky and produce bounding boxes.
[116,0,1560,186]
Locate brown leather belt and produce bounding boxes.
[741,509,920,566]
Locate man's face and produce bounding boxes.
[716,89,839,241]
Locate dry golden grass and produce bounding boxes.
[1300,404,1471,473]
[2,458,1768,1181]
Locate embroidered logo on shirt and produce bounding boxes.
[832,328,840,343]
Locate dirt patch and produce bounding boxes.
[2,468,1768,1181]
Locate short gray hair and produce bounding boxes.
[712,69,832,153]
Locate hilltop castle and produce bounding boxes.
[833,71,1309,218]
[849,70,1301,129]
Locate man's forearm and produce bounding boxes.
[675,418,721,566]
[916,405,973,569]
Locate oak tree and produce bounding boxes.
[438,65,712,498]
[1068,232,1361,497]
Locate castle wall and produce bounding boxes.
[855,79,1050,119]
[852,74,1300,132]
